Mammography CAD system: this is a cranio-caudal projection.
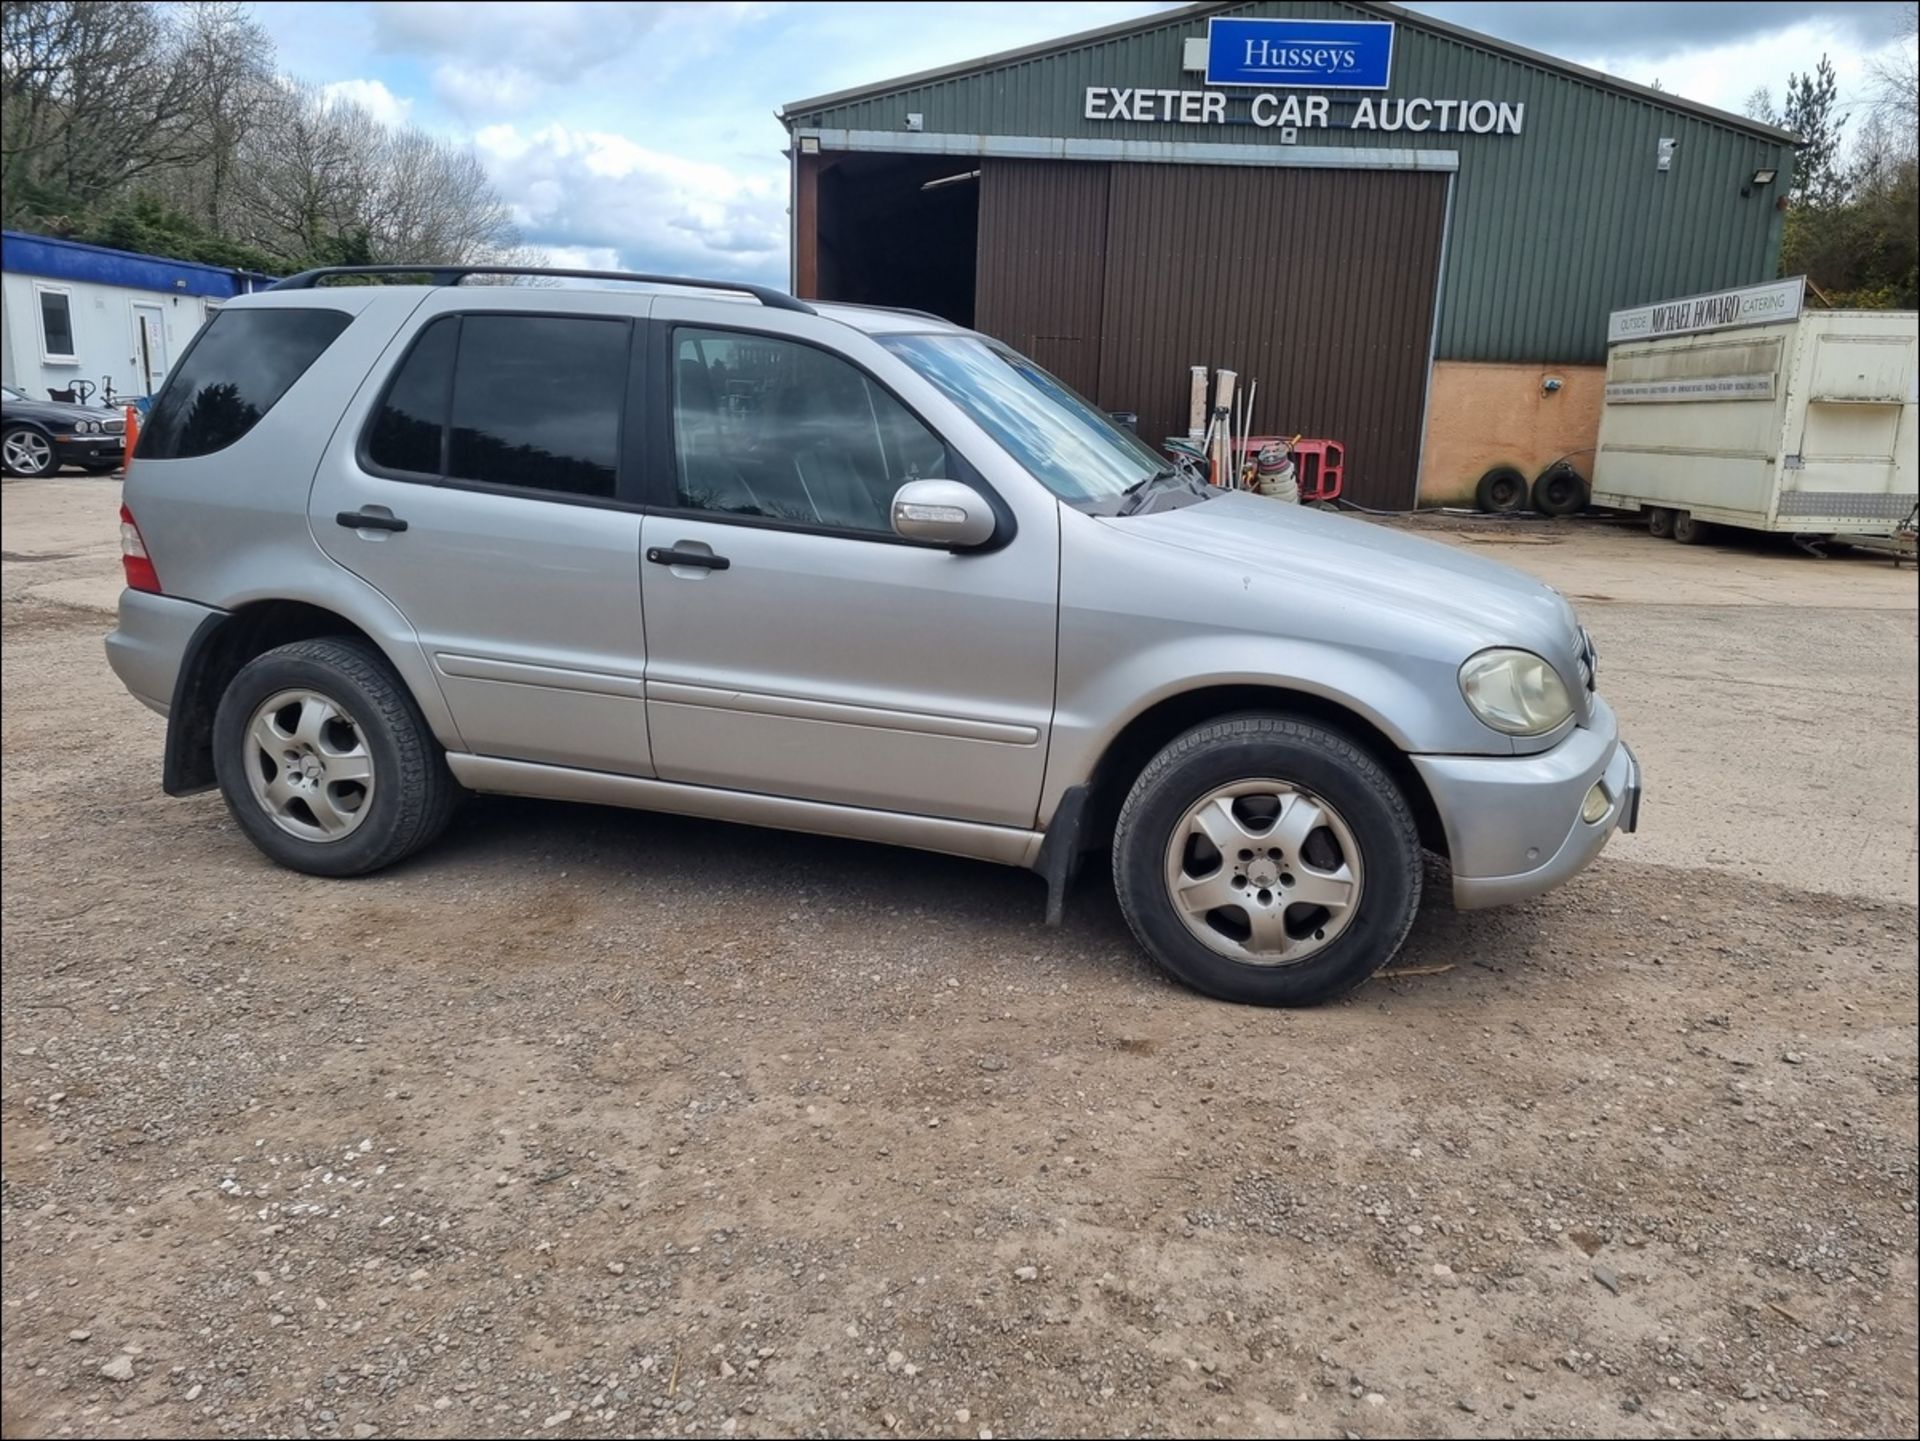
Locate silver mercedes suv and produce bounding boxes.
[105,265,1639,1007]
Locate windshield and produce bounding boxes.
[879,334,1166,506]
[2,385,23,401]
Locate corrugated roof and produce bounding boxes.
[781,0,1801,147]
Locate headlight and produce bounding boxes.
[77,419,100,434]
[1459,649,1574,736]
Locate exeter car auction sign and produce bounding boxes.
[1607,277,1806,344]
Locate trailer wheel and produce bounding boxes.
[1647,506,1675,539]
[1531,462,1590,517]
[1672,511,1708,545]
[1475,465,1527,514]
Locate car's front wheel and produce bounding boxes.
[212,637,459,877]
[2,425,57,477]
[1113,715,1423,1006]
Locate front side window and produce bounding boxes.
[138,307,352,460]
[671,328,950,534]
[37,286,76,361]
[879,333,1162,507]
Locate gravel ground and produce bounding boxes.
[4,476,1916,1440]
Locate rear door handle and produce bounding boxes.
[647,546,729,571]
[337,509,408,533]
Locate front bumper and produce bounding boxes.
[105,589,223,717]
[54,433,125,469]
[1412,696,1641,910]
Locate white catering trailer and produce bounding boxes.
[1591,277,1918,544]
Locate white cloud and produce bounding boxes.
[534,245,627,271]
[1570,13,1913,145]
[318,77,413,129]
[431,62,545,119]
[474,124,787,283]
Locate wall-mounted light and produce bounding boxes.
[798,135,820,154]
[920,169,980,191]
[1750,167,1777,186]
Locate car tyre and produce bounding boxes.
[3,425,58,477]
[1646,506,1675,539]
[1671,510,1708,545]
[1474,465,1527,514]
[1531,462,1589,516]
[212,637,460,877]
[1113,715,1423,1007]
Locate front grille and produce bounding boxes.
[102,418,126,434]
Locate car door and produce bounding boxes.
[311,288,654,775]
[637,307,1059,830]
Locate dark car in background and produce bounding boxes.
[2,384,126,477]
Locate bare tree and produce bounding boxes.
[371,126,518,264]
[1744,87,1779,126]
[4,0,527,270]
[1865,1,1917,159]
[1,0,206,216]
[171,1,273,231]
[231,81,381,261]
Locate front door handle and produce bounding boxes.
[647,546,730,571]
[336,509,408,533]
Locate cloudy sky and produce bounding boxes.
[253,1,1915,288]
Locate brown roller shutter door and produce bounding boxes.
[976,160,1450,510]
[974,160,1111,401]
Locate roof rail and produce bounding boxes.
[266,264,816,313]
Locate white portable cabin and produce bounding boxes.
[0,230,272,405]
[1591,277,1918,540]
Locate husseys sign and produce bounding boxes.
[1085,16,1525,135]
[1205,17,1395,88]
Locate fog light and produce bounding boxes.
[1581,781,1611,824]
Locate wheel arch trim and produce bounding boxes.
[162,591,460,796]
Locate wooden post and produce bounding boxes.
[794,149,821,300]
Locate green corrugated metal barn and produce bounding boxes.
[781,0,1799,508]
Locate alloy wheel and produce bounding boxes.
[1163,779,1364,965]
[243,689,376,841]
[4,429,55,476]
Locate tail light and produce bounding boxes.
[119,503,161,593]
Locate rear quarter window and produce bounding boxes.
[137,307,353,460]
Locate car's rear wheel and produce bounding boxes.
[1113,715,1422,1006]
[212,637,458,877]
[2,426,56,477]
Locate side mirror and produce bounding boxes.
[890,479,997,549]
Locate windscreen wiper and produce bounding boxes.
[1117,464,1208,516]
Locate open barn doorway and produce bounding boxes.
[797,151,978,326]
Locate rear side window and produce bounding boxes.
[138,308,352,460]
[366,318,455,475]
[365,313,627,499]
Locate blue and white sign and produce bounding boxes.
[1205,17,1395,90]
